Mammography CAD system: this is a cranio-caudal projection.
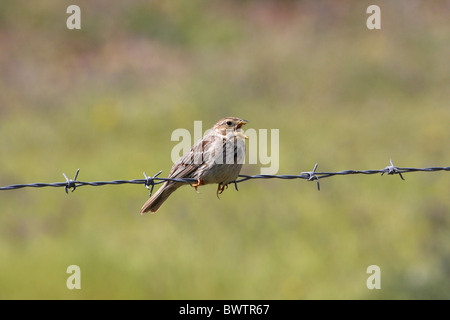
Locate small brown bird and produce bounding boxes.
[140,117,249,214]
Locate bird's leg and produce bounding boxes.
[216,183,222,199]
[191,178,203,193]
[216,183,228,199]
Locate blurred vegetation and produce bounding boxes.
[0,0,449,299]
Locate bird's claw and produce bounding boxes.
[191,178,203,193]
[216,183,228,199]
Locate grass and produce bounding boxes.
[0,0,449,299]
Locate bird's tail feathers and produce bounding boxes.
[140,182,181,214]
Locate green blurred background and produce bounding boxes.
[0,0,449,299]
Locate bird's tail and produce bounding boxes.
[140,182,181,214]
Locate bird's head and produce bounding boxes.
[213,117,249,139]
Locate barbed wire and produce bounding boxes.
[0,160,448,197]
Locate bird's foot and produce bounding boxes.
[191,178,203,193]
[216,183,228,199]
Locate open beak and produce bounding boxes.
[235,131,248,139]
[236,120,249,139]
[237,119,249,129]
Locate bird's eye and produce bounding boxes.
[226,121,232,126]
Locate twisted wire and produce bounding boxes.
[0,160,448,196]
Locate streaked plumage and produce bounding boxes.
[140,117,248,214]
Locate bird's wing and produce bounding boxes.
[168,134,219,179]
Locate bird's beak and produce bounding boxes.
[235,131,248,139]
[236,119,248,129]
[235,120,249,139]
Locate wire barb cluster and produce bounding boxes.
[0,160,448,197]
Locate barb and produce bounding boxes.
[63,168,80,194]
[0,160,448,194]
[381,159,404,180]
[302,163,320,191]
[143,170,163,197]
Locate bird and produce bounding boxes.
[140,117,249,214]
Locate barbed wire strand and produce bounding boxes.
[0,160,448,197]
